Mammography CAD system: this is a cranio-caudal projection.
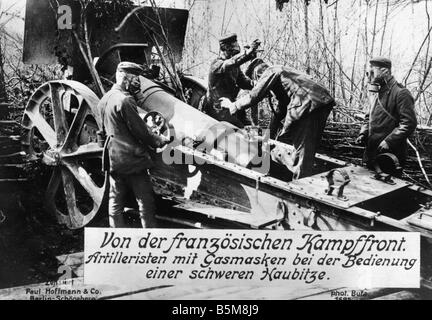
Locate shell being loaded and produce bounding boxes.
[135,76,267,171]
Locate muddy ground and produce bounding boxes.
[0,170,182,290]
[0,165,85,289]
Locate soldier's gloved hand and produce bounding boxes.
[245,39,261,59]
[378,140,390,152]
[220,97,238,115]
[244,46,254,58]
[355,134,367,145]
[250,39,261,50]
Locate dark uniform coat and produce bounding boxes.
[360,77,417,166]
[235,65,335,179]
[98,84,166,175]
[236,65,335,134]
[205,54,254,126]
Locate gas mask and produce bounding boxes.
[126,75,142,95]
[222,41,241,57]
[367,66,390,92]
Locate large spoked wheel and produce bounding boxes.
[22,81,107,229]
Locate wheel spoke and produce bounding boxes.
[45,168,70,225]
[62,143,103,159]
[61,167,85,228]
[49,83,69,146]
[62,101,90,151]
[25,80,105,230]
[24,110,57,148]
[63,159,103,204]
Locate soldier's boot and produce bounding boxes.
[140,213,157,228]
[109,214,127,228]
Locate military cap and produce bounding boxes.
[370,57,392,69]
[117,61,146,76]
[219,33,238,45]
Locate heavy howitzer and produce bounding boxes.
[21,74,432,236]
[19,2,432,285]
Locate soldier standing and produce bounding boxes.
[98,62,170,228]
[356,57,417,170]
[204,34,260,127]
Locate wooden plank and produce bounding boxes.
[300,288,399,300]
[207,285,340,301]
[421,278,432,291]
[56,252,84,267]
[172,204,281,229]
[116,285,256,300]
[118,284,342,300]
[165,285,264,300]
[353,288,402,300]
[373,290,420,300]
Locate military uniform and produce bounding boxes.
[233,64,335,179]
[205,34,255,127]
[360,76,417,168]
[98,63,167,228]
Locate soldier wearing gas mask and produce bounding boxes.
[98,62,170,228]
[203,34,260,127]
[356,57,417,170]
[220,58,335,180]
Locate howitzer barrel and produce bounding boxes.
[136,77,265,170]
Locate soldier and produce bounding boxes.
[204,33,260,127]
[98,62,170,228]
[356,57,417,170]
[221,59,335,180]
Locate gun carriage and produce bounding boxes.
[20,1,432,276]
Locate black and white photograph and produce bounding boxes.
[0,0,432,304]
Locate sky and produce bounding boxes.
[1,0,431,80]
